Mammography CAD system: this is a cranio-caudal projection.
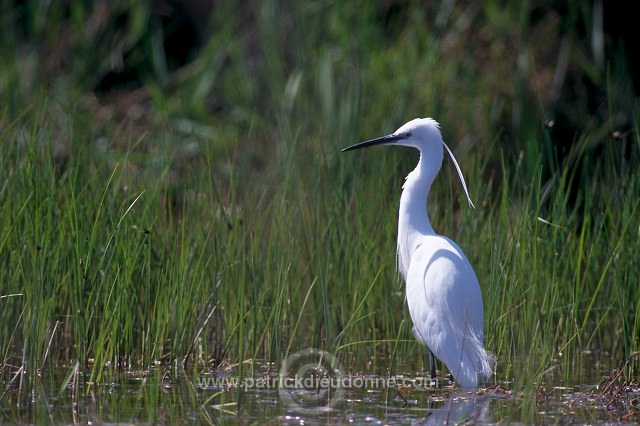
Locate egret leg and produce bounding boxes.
[428,350,436,383]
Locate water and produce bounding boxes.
[2,357,638,424]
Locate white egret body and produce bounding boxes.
[343,118,493,388]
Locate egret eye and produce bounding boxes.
[404,132,412,138]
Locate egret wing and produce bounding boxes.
[405,236,486,387]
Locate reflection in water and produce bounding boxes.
[416,392,490,425]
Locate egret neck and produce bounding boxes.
[397,150,442,280]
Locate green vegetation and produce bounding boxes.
[1,1,638,423]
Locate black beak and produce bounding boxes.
[341,133,406,152]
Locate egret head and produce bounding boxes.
[342,118,475,208]
[342,118,442,153]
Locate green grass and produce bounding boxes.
[1,1,639,423]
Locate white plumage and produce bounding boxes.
[343,118,493,388]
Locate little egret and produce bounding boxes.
[342,118,493,388]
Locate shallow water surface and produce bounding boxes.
[2,356,638,424]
